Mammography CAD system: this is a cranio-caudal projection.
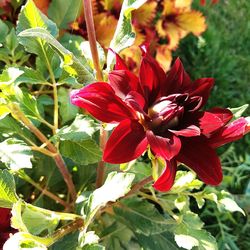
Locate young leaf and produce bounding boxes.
[16,67,46,85]
[0,169,18,208]
[173,212,217,250]
[48,0,82,29]
[0,19,9,43]
[3,232,51,250]
[16,0,58,63]
[56,114,99,141]
[0,138,33,171]
[59,139,101,165]
[12,201,60,235]
[58,87,79,125]
[18,27,95,83]
[81,172,135,226]
[229,104,249,120]
[107,0,147,69]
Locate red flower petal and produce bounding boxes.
[125,91,147,114]
[165,58,192,95]
[177,137,222,185]
[153,160,177,192]
[103,119,148,163]
[208,117,249,148]
[0,208,11,231]
[208,107,233,124]
[146,131,181,160]
[108,70,140,99]
[169,125,201,137]
[188,78,214,107]
[70,83,136,123]
[110,49,128,70]
[139,47,166,105]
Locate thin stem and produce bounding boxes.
[124,176,153,198]
[96,127,108,188]
[83,0,103,81]
[9,104,77,203]
[18,170,70,209]
[50,218,84,245]
[83,0,107,188]
[30,146,55,157]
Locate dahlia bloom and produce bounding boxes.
[71,47,249,192]
[0,208,16,249]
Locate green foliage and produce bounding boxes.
[48,0,82,29]
[107,0,147,69]
[0,138,33,171]
[0,169,18,208]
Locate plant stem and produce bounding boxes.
[124,176,153,198]
[83,0,103,82]
[83,0,107,188]
[50,218,84,245]
[10,104,77,203]
[96,126,108,188]
[18,170,70,209]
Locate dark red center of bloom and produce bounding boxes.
[139,93,202,135]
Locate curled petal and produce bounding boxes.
[208,117,249,148]
[103,120,148,163]
[70,82,136,123]
[146,131,181,160]
[139,46,167,104]
[108,70,140,99]
[125,91,147,114]
[153,160,177,192]
[188,78,214,107]
[177,137,222,185]
[165,58,192,95]
[109,49,128,70]
[169,125,201,137]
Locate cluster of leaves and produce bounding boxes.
[0,0,248,250]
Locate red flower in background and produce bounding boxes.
[71,47,249,192]
[0,208,16,249]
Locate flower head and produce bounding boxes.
[71,47,249,192]
[0,208,16,249]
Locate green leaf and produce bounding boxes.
[0,169,18,208]
[229,104,249,120]
[114,198,175,236]
[173,212,217,250]
[107,0,147,70]
[136,232,179,250]
[0,67,24,90]
[15,88,43,122]
[5,28,19,53]
[56,114,99,142]
[0,19,9,43]
[0,138,33,171]
[3,232,51,250]
[60,139,101,165]
[18,27,95,83]
[16,0,58,63]
[12,201,60,235]
[58,87,79,125]
[17,67,46,85]
[78,231,104,250]
[81,172,135,227]
[0,115,33,140]
[48,0,82,29]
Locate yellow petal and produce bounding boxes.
[94,13,118,48]
[156,20,183,50]
[174,0,192,10]
[162,0,175,15]
[133,2,157,26]
[100,0,123,11]
[156,45,172,72]
[176,11,207,35]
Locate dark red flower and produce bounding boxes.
[70,46,249,192]
[0,208,16,249]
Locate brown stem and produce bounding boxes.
[96,127,108,188]
[83,0,108,188]
[10,104,77,203]
[83,0,103,82]
[124,176,153,198]
[50,218,84,244]
[18,171,70,209]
